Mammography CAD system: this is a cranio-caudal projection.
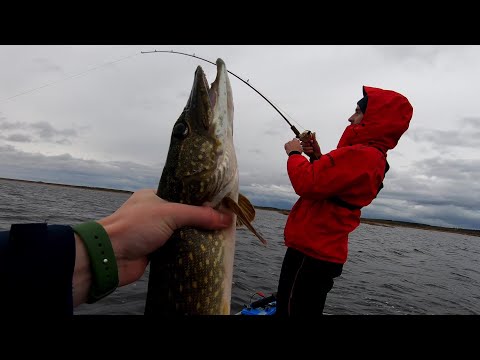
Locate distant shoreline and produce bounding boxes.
[255,207,480,237]
[2,177,479,237]
[0,177,133,194]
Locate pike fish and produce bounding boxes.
[144,58,265,315]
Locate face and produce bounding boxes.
[348,105,363,125]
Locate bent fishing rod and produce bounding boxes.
[141,50,318,160]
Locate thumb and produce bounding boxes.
[169,203,233,230]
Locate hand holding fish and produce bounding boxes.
[285,138,303,155]
[73,189,233,306]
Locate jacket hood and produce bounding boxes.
[337,86,413,152]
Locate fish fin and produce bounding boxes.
[238,193,256,222]
[223,196,267,246]
[235,193,256,227]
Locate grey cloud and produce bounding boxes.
[30,121,77,139]
[240,183,298,210]
[363,198,479,230]
[239,170,292,188]
[374,45,441,62]
[408,127,480,149]
[414,157,480,180]
[372,45,470,64]
[364,156,480,229]
[54,138,72,145]
[0,119,26,130]
[5,134,31,142]
[50,153,73,160]
[0,118,77,144]
[461,117,480,128]
[382,158,480,209]
[0,145,159,191]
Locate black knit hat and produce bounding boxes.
[357,96,368,114]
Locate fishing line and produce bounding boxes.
[140,49,307,136]
[1,52,141,104]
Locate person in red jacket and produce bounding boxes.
[276,85,414,316]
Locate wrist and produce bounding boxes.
[97,215,121,257]
[73,234,91,306]
[98,215,150,289]
[73,221,119,304]
[97,215,127,285]
[288,150,302,156]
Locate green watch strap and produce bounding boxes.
[73,221,119,304]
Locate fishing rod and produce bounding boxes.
[1,52,140,105]
[141,50,318,160]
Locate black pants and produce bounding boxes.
[275,247,343,317]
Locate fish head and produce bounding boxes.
[159,58,237,207]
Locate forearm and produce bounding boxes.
[287,154,314,195]
[0,224,75,315]
[287,154,339,199]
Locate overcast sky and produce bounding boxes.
[1,45,479,230]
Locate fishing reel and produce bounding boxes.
[290,125,313,142]
[297,130,315,143]
[291,127,319,161]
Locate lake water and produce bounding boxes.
[1,178,479,315]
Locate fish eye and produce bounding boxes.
[173,122,189,138]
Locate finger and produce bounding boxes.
[169,204,233,230]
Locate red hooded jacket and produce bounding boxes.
[284,86,413,264]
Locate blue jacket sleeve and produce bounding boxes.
[0,223,76,316]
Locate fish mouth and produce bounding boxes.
[187,58,233,133]
[171,58,236,206]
